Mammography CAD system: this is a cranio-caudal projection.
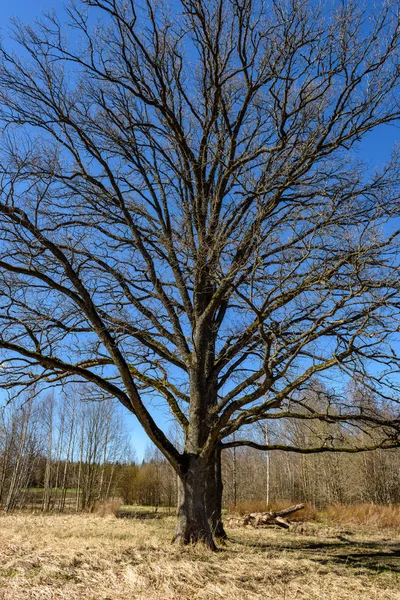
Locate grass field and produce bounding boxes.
[0,512,399,600]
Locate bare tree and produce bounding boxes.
[0,0,400,547]
[42,394,54,511]
[58,389,77,512]
[3,397,34,512]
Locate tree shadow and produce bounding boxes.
[118,510,165,520]
[316,549,400,573]
[228,534,400,574]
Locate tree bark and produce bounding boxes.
[173,455,217,550]
[205,445,227,539]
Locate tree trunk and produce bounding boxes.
[174,456,217,550]
[205,445,227,539]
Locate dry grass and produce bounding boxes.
[229,500,317,521]
[92,498,122,517]
[0,512,399,600]
[323,503,400,530]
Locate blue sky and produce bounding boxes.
[1,0,58,24]
[0,0,399,461]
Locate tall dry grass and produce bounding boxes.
[323,503,400,529]
[0,512,398,600]
[92,498,122,517]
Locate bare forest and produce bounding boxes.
[1,384,400,513]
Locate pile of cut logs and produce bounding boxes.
[227,503,305,529]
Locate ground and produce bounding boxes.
[0,512,399,600]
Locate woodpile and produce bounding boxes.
[227,503,305,529]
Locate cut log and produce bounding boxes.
[227,503,305,530]
[274,516,290,529]
[273,503,305,518]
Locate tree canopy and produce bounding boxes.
[0,0,400,545]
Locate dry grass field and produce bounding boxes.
[0,511,399,600]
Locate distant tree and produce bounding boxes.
[117,463,139,506]
[0,0,400,547]
[2,396,38,512]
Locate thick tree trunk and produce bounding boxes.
[205,445,227,539]
[173,456,217,550]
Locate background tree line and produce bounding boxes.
[222,442,400,510]
[1,383,399,512]
[0,389,133,512]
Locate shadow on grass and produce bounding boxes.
[316,549,400,573]
[117,508,175,520]
[118,511,164,520]
[228,535,400,574]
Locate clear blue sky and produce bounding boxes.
[1,0,58,23]
[1,0,399,462]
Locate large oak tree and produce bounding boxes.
[1,0,400,547]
